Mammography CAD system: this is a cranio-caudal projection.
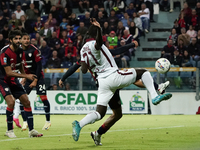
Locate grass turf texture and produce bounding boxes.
[0,115,199,150]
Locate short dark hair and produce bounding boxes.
[8,30,22,40]
[22,32,29,37]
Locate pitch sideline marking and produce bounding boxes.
[0,125,184,142]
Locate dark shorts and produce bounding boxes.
[24,76,46,95]
[108,89,121,109]
[0,79,26,99]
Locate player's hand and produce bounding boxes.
[90,18,101,28]
[20,78,26,86]
[132,40,138,48]
[29,79,37,88]
[59,79,64,88]
[26,74,37,81]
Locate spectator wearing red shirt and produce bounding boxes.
[190,9,199,30]
[65,39,77,63]
[178,12,186,28]
[181,2,192,18]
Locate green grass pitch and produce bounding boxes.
[0,115,199,150]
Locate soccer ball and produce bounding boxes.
[155,58,171,74]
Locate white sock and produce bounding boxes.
[14,99,21,119]
[79,111,101,128]
[141,71,158,99]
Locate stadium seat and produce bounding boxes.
[41,15,48,23]
[77,15,85,21]
[166,72,179,78]
[180,72,192,78]
[66,73,79,90]
[116,14,124,19]
[29,33,36,39]
[61,61,73,68]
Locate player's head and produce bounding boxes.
[21,33,30,48]
[88,24,99,39]
[8,30,22,50]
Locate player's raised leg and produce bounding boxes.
[19,94,43,137]
[13,99,22,128]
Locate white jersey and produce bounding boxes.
[80,40,118,79]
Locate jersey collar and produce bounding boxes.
[86,38,95,42]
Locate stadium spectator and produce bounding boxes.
[50,5,59,20]
[170,49,182,67]
[60,18,68,30]
[177,39,187,55]
[159,0,169,11]
[70,13,79,27]
[182,50,195,67]
[120,12,131,28]
[186,25,197,39]
[62,7,72,20]
[169,28,178,46]
[54,41,65,61]
[178,12,186,29]
[47,31,60,51]
[52,84,58,90]
[190,9,198,30]
[145,0,154,22]
[196,2,200,17]
[107,31,118,49]
[90,4,99,19]
[26,3,39,22]
[102,21,111,36]
[39,22,52,40]
[120,39,130,68]
[65,39,77,63]
[35,33,43,48]
[54,23,61,38]
[104,0,113,15]
[3,7,12,20]
[169,0,184,13]
[99,7,108,18]
[30,38,37,47]
[138,3,150,33]
[74,34,83,58]
[0,34,5,50]
[76,22,88,37]
[34,16,44,33]
[161,39,175,60]
[112,0,126,14]
[19,15,33,34]
[188,38,200,63]
[46,13,57,31]
[181,2,192,19]
[8,13,19,29]
[1,24,9,40]
[126,3,137,17]
[14,4,25,19]
[41,40,51,68]
[65,83,71,90]
[116,21,125,40]
[173,19,181,34]
[132,12,143,31]
[136,0,144,11]
[129,21,139,41]
[17,22,27,33]
[121,29,133,44]
[66,25,75,41]
[197,30,200,44]
[47,50,61,68]
[78,0,90,13]
[178,28,190,46]
[83,12,91,29]
[97,11,107,28]
[108,9,119,31]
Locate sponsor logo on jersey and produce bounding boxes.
[129,92,145,111]
[19,54,22,58]
[28,53,32,57]
[34,95,44,110]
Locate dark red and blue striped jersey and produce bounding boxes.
[0,45,26,83]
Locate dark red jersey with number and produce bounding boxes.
[24,44,44,77]
[0,45,26,83]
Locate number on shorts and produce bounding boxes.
[39,84,46,91]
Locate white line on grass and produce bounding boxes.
[0,125,184,142]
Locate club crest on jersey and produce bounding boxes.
[5,88,8,91]
[19,54,22,58]
[28,53,32,57]
[3,57,7,64]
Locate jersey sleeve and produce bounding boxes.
[0,53,10,67]
[33,49,42,63]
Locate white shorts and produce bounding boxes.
[97,68,137,106]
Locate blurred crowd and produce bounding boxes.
[0,0,159,69]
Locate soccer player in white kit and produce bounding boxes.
[72,19,172,144]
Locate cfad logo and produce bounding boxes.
[129,92,145,111]
[34,95,44,110]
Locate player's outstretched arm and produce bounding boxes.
[59,61,81,88]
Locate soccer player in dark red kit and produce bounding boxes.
[0,30,43,138]
[19,33,51,130]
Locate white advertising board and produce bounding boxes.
[0,90,148,114]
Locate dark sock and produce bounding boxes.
[24,107,33,131]
[97,124,110,135]
[154,82,159,90]
[6,107,13,131]
[20,103,27,121]
[40,95,50,121]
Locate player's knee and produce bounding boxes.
[114,112,123,121]
[7,101,15,109]
[135,68,148,81]
[23,100,30,108]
